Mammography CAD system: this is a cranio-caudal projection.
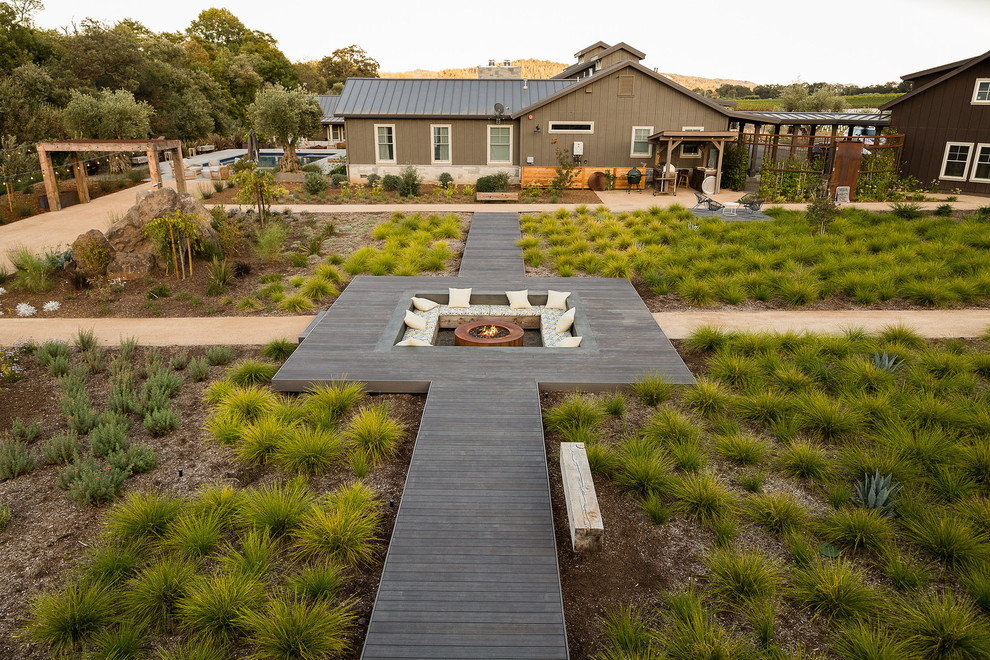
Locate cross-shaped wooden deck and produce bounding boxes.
[273,212,694,659]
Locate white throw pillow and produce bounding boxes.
[555,307,576,333]
[506,289,532,309]
[404,310,427,330]
[396,338,431,347]
[556,336,582,348]
[448,287,472,308]
[546,290,571,310]
[411,296,439,311]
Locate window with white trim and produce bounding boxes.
[630,126,652,157]
[488,125,512,164]
[940,142,973,180]
[375,124,395,163]
[971,143,990,183]
[973,79,990,104]
[331,125,344,141]
[681,143,701,158]
[431,124,450,163]
[549,121,594,133]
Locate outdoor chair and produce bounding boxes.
[210,165,231,181]
[741,197,765,213]
[693,191,724,212]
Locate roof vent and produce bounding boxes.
[503,59,511,66]
[488,59,495,66]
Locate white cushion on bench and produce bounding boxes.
[546,290,571,310]
[404,310,427,330]
[396,338,432,347]
[448,287,472,308]
[506,289,532,309]
[556,307,576,333]
[556,336,582,348]
[411,296,439,311]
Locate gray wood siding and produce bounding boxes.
[519,68,730,167]
[891,59,990,194]
[346,118,520,167]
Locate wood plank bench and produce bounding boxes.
[476,191,519,202]
[559,442,604,551]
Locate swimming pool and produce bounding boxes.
[219,152,333,167]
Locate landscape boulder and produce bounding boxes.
[106,252,157,281]
[105,187,220,255]
[70,229,116,276]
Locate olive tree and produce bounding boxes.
[247,84,321,172]
[63,89,153,171]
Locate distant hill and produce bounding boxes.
[382,60,757,92]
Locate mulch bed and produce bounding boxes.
[0,345,425,659]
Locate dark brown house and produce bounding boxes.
[335,42,739,190]
[881,50,990,194]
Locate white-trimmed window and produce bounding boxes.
[630,126,652,157]
[940,142,973,181]
[488,125,512,164]
[682,126,705,131]
[681,143,702,158]
[971,143,990,183]
[972,79,990,104]
[549,121,594,133]
[431,124,450,164]
[331,125,344,141]
[375,124,395,163]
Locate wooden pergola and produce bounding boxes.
[648,130,737,194]
[35,139,187,212]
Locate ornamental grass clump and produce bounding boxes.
[790,559,881,620]
[598,605,654,657]
[107,491,184,544]
[238,478,313,539]
[673,471,735,524]
[894,591,990,660]
[122,557,196,633]
[714,433,769,465]
[819,507,894,553]
[344,404,405,465]
[544,394,604,436]
[76,542,144,588]
[217,529,277,579]
[902,509,990,570]
[25,582,113,655]
[745,491,809,535]
[703,547,782,604]
[177,572,266,645]
[242,595,357,660]
[274,427,348,475]
[613,436,675,496]
[226,359,279,386]
[631,371,675,406]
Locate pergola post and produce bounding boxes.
[147,146,161,188]
[37,145,61,212]
[713,139,725,193]
[172,146,187,194]
[71,154,90,204]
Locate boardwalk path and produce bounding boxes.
[273,212,693,658]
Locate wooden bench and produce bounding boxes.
[559,442,604,551]
[476,192,519,202]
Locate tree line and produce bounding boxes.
[0,4,379,146]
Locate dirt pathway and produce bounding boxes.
[0,315,313,346]
[653,310,990,339]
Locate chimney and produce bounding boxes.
[503,59,511,66]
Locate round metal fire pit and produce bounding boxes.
[454,320,524,347]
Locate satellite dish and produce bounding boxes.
[494,102,504,116]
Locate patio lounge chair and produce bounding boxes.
[209,164,231,180]
[741,197,765,213]
[693,191,724,213]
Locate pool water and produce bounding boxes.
[219,153,330,167]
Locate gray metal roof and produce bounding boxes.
[317,95,343,124]
[334,78,578,117]
[732,111,892,126]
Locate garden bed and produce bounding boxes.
[202,181,601,206]
[1,211,469,318]
[0,339,426,659]
[545,329,990,658]
[1,177,148,226]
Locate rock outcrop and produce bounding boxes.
[106,252,157,281]
[69,229,116,276]
[105,187,220,255]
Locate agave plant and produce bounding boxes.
[871,350,905,373]
[855,470,902,516]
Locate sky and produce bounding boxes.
[31,0,990,86]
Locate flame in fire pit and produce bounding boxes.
[477,325,501,338]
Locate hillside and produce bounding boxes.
[382,60,756,91]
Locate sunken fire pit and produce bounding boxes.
[454,320,525,347]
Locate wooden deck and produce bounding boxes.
[362,378,567,659]
[272,213,694,658]
[458,211,526,278]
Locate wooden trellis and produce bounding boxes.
[34,139,188,212]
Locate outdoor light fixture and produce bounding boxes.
[534,124,541,134]
[178,468,183,477]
